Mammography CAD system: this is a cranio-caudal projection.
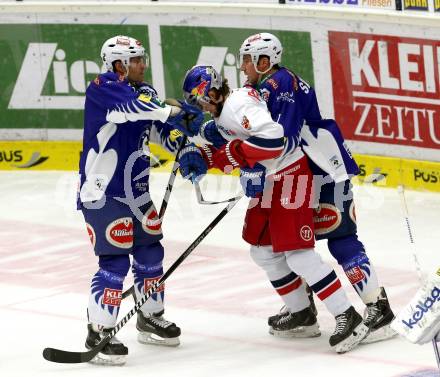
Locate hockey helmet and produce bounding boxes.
[101,35,148,72]
[182,65,223,108]
[239,33,283,74]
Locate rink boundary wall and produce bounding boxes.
[0,140,439,193]
[0,2,440,164]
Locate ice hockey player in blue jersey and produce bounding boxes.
[78,35,203,365]
[235,33,396,344]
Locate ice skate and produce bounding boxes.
[269,306,321,338]
[362,287,397,344]
[137,310,181,347]
[85,324,128,366]
[305,282,318,316]
[329,306,369,354]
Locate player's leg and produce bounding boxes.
[316,179,396,343]
[86,254,130,365]
[328,235,396,343]
[284,248,368,353]
[267,160,367,353]
[250,245,320,338]
[243,181,319,338]
[81,198,134,365]
[132,242,181,346]
[132,201,180,346]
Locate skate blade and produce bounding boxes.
[334,323,369,354]
[361,324,398,344]
[137,331,180,347]
[89,352,126,366]
[269,324,321,338]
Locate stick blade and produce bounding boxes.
[42,347,96,364]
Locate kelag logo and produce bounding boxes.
[401,286,440,329]
[329,32,440,150]
[0,150,48,168]
[160,26,313,100]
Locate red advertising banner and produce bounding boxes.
[329,31,440,150]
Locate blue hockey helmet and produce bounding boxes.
[182,65,223,108]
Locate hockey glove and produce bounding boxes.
[167,101,204,137]
[211,139,247,174]
[240,163,266,198]
[178,144,208,183]
[199,120,227,148]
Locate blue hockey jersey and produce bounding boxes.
[78,72,179,205]
[258,67,358,182]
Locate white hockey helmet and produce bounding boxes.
[239,33,283,74]
[100,35,148,72]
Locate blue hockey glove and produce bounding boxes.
[178,144,208,183]
[240,163,266,198]
[168,101,204,137]
[200,120,227,148]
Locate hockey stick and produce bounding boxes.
[121,134,188,301]
[195,181,242,205]
[42,194,242,364]
[398,185,440,370]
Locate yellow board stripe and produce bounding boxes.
[0,141,439,192]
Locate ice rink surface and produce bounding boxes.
[1,170,440,377]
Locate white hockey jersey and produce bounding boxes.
[214,87,303,175]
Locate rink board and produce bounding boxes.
[0,140,439,193]
[0,3,439,163]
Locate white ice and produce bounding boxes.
[1,170,439,377]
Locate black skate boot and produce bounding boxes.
[269,306,321,338]
[268,282,318,327]
[329,306,369,354]
[305,282,318,316]
[362,287,397,344]
[268,305,289,327]
[85,324,128,365]
[137,310,181,347]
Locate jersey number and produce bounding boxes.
[299,79,310,94]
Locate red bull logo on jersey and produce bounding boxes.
[105,217,133,249]
[190,80,209,98]
[102,288,122,306]
[241,115,251,130]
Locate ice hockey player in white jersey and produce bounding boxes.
[238,32,396,344]
[178,65,369,354]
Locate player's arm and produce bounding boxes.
[209,103,285,172]
[199,120,228,148]
[91,80,202,134]
[301,119,359,182]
